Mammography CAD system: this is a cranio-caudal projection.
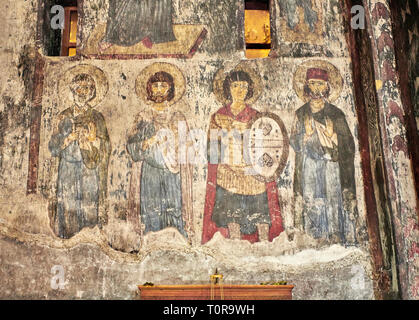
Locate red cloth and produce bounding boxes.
[306,68,329,81]
[215,104,258,122]
[201,105,284,244]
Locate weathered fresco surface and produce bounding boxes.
[202,64,285,244]
[48,65,111,238]
[126,62,194,243]
[290,60,364,246]
[278,0,323,43]
[272,0,346,57]
[0,0,417,299]
[83,0,207,57]
[102,0,176,47]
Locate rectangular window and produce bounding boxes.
[245,0,271,59]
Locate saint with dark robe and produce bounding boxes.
[201,71,284,244]
[290,67,358,245]
[99,0,177,52]
[49,74,111,239]
[127,66,193,240]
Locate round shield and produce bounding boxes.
[247,112,289,183]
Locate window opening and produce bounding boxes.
[61,6,78,56]
[245,0,271,59]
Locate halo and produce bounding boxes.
[213,62,263,105]
[135,62,186,106]
[58,64,109,108]
[293,60,343,104]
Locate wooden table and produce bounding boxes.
[138,284,294,300]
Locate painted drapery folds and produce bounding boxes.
[101,0,176,48]
[1,0,417,301]
[127,63,194,243]
[290,60,363,245]
[49,65,111,239]
[202,64,285,244]
[277,0,324,44]
[85,0,206,57]
[278,0,319,32]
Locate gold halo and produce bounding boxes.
[135,62,186,106]
[213,62,263,105]
[293,59,343,104]
[58,64,109,108]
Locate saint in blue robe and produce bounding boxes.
[49,107,110,239]
[127,117,188,238]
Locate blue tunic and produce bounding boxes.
[127,119,187,238]
[49,108,110,239]
[290,103,357,244]
[103,0,176,46]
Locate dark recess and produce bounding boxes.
[42,0,77,56]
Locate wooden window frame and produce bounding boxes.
[244,0,272,58]
[60,6,78,56]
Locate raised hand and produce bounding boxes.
[63,131,78,148]
[79,128,91,150]
[87,122,97,142]
[304,116,314,137]
[141,135,158,151]
[325,117,334,137]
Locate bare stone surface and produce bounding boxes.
[0,227,373,300]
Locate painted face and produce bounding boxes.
[230,81,249,102]
[72,80,95,106]
[307,79,328,99]
[151,81,171,102]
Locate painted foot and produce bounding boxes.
[142,37,153,49]
[228,223,241,240]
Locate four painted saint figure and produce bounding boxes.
[49,61,362,248]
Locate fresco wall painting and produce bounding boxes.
[0,0,415,300]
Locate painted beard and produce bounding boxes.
[308,89,328,100]
[74,93,94,106]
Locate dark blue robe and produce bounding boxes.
[49,107,110,239]
[290,103,357,244]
